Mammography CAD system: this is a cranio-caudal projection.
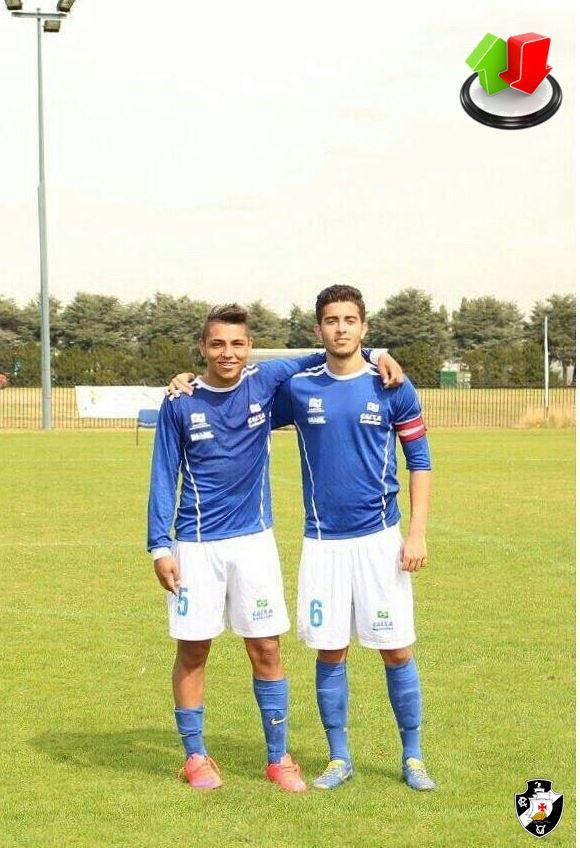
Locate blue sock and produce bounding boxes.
[175,706,207,757]
[385,658,422,762]
[253,677,288,764]
[316,660,350,763]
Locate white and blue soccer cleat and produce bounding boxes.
[312,758,353,789]
[402,757,436,791]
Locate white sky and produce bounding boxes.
[0,0,575,319]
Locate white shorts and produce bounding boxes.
[297,525,416,650]
[168,529,290,641]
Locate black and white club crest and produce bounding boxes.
[514,779,564,839]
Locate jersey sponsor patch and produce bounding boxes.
[394,415,426,442]
[189,412,214,439]
[190,412,209,429]
[247,401,266,428]
[248,412,266,428]
[190,430,215,442]
[359,412,382,426]
[307,397,326,423]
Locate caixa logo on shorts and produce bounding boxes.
[371,610,394,631]
[515,779,564,838]
[252,598,273,621]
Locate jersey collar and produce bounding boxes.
[323,363,372,381]
[194,372,247,393]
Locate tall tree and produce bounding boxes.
[60,293,131,351]
[391,342,443,387]
[462,342,552,387]
[0,342,41,386]
[452,297,524,352]
[0,296,21,344]
[247,300,288,348]
[19,295,63,346]
[140,293,210,348]
[367,288,450,359]
[286,305,320,348]
[140,337,201,385]
[525,294,576,384]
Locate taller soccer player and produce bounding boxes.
[148,303,401,791]
[271,285,436,791]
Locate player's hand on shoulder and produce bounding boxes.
[378,352,404,389]
[400,532,427,572]
[166,372,196,399]
[153,555,181,594]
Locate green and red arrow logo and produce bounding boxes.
[467,31,552,95]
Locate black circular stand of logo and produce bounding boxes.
[460,72,562,129]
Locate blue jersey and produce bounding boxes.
[271,364,431,540]
[148,354,331,549]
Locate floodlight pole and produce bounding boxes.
[543,315,549,422]
[36,9,52,429]
[9,6,68,428]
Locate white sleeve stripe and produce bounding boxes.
[294,365,326,378]
[295,421,322,540]
[395,414,423,426]
[182,448,202,542]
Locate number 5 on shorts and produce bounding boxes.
[177,587,189,616]
[310,599,323,628]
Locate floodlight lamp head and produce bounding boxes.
[56,0,76,10]
[5,0,24,11]
[44,18,61,31]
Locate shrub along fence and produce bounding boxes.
[0,386,575,430]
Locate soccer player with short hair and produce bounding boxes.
[271,285,436,791]
[148,303,401,792]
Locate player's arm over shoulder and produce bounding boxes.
[258,354,325,389]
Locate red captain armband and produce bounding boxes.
[394,416,427,443]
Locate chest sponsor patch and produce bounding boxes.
[190,430,214,442]
[359,412,382,426]
[248,411,266,428]
[189,412,209,430]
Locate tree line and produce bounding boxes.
[0,289,575,388]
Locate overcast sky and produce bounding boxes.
[0,0,575,319]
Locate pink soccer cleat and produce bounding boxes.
[265,753,308,793]
[178,753,223,790]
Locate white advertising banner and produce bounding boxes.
[75,386,166,419]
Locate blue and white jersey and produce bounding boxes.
[148,355,328,549]
[271,364,431,540]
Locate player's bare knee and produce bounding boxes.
[318,647,348,664]
[381,646,413,666]
[245,636,282,677]
[176,639,211,671]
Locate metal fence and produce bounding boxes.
[0,386,575,430]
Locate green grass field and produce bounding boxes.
[0,430,574,847]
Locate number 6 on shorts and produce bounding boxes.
[310,599,323,628]
[177,587,189,616]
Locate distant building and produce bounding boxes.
[440,361,471,388]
